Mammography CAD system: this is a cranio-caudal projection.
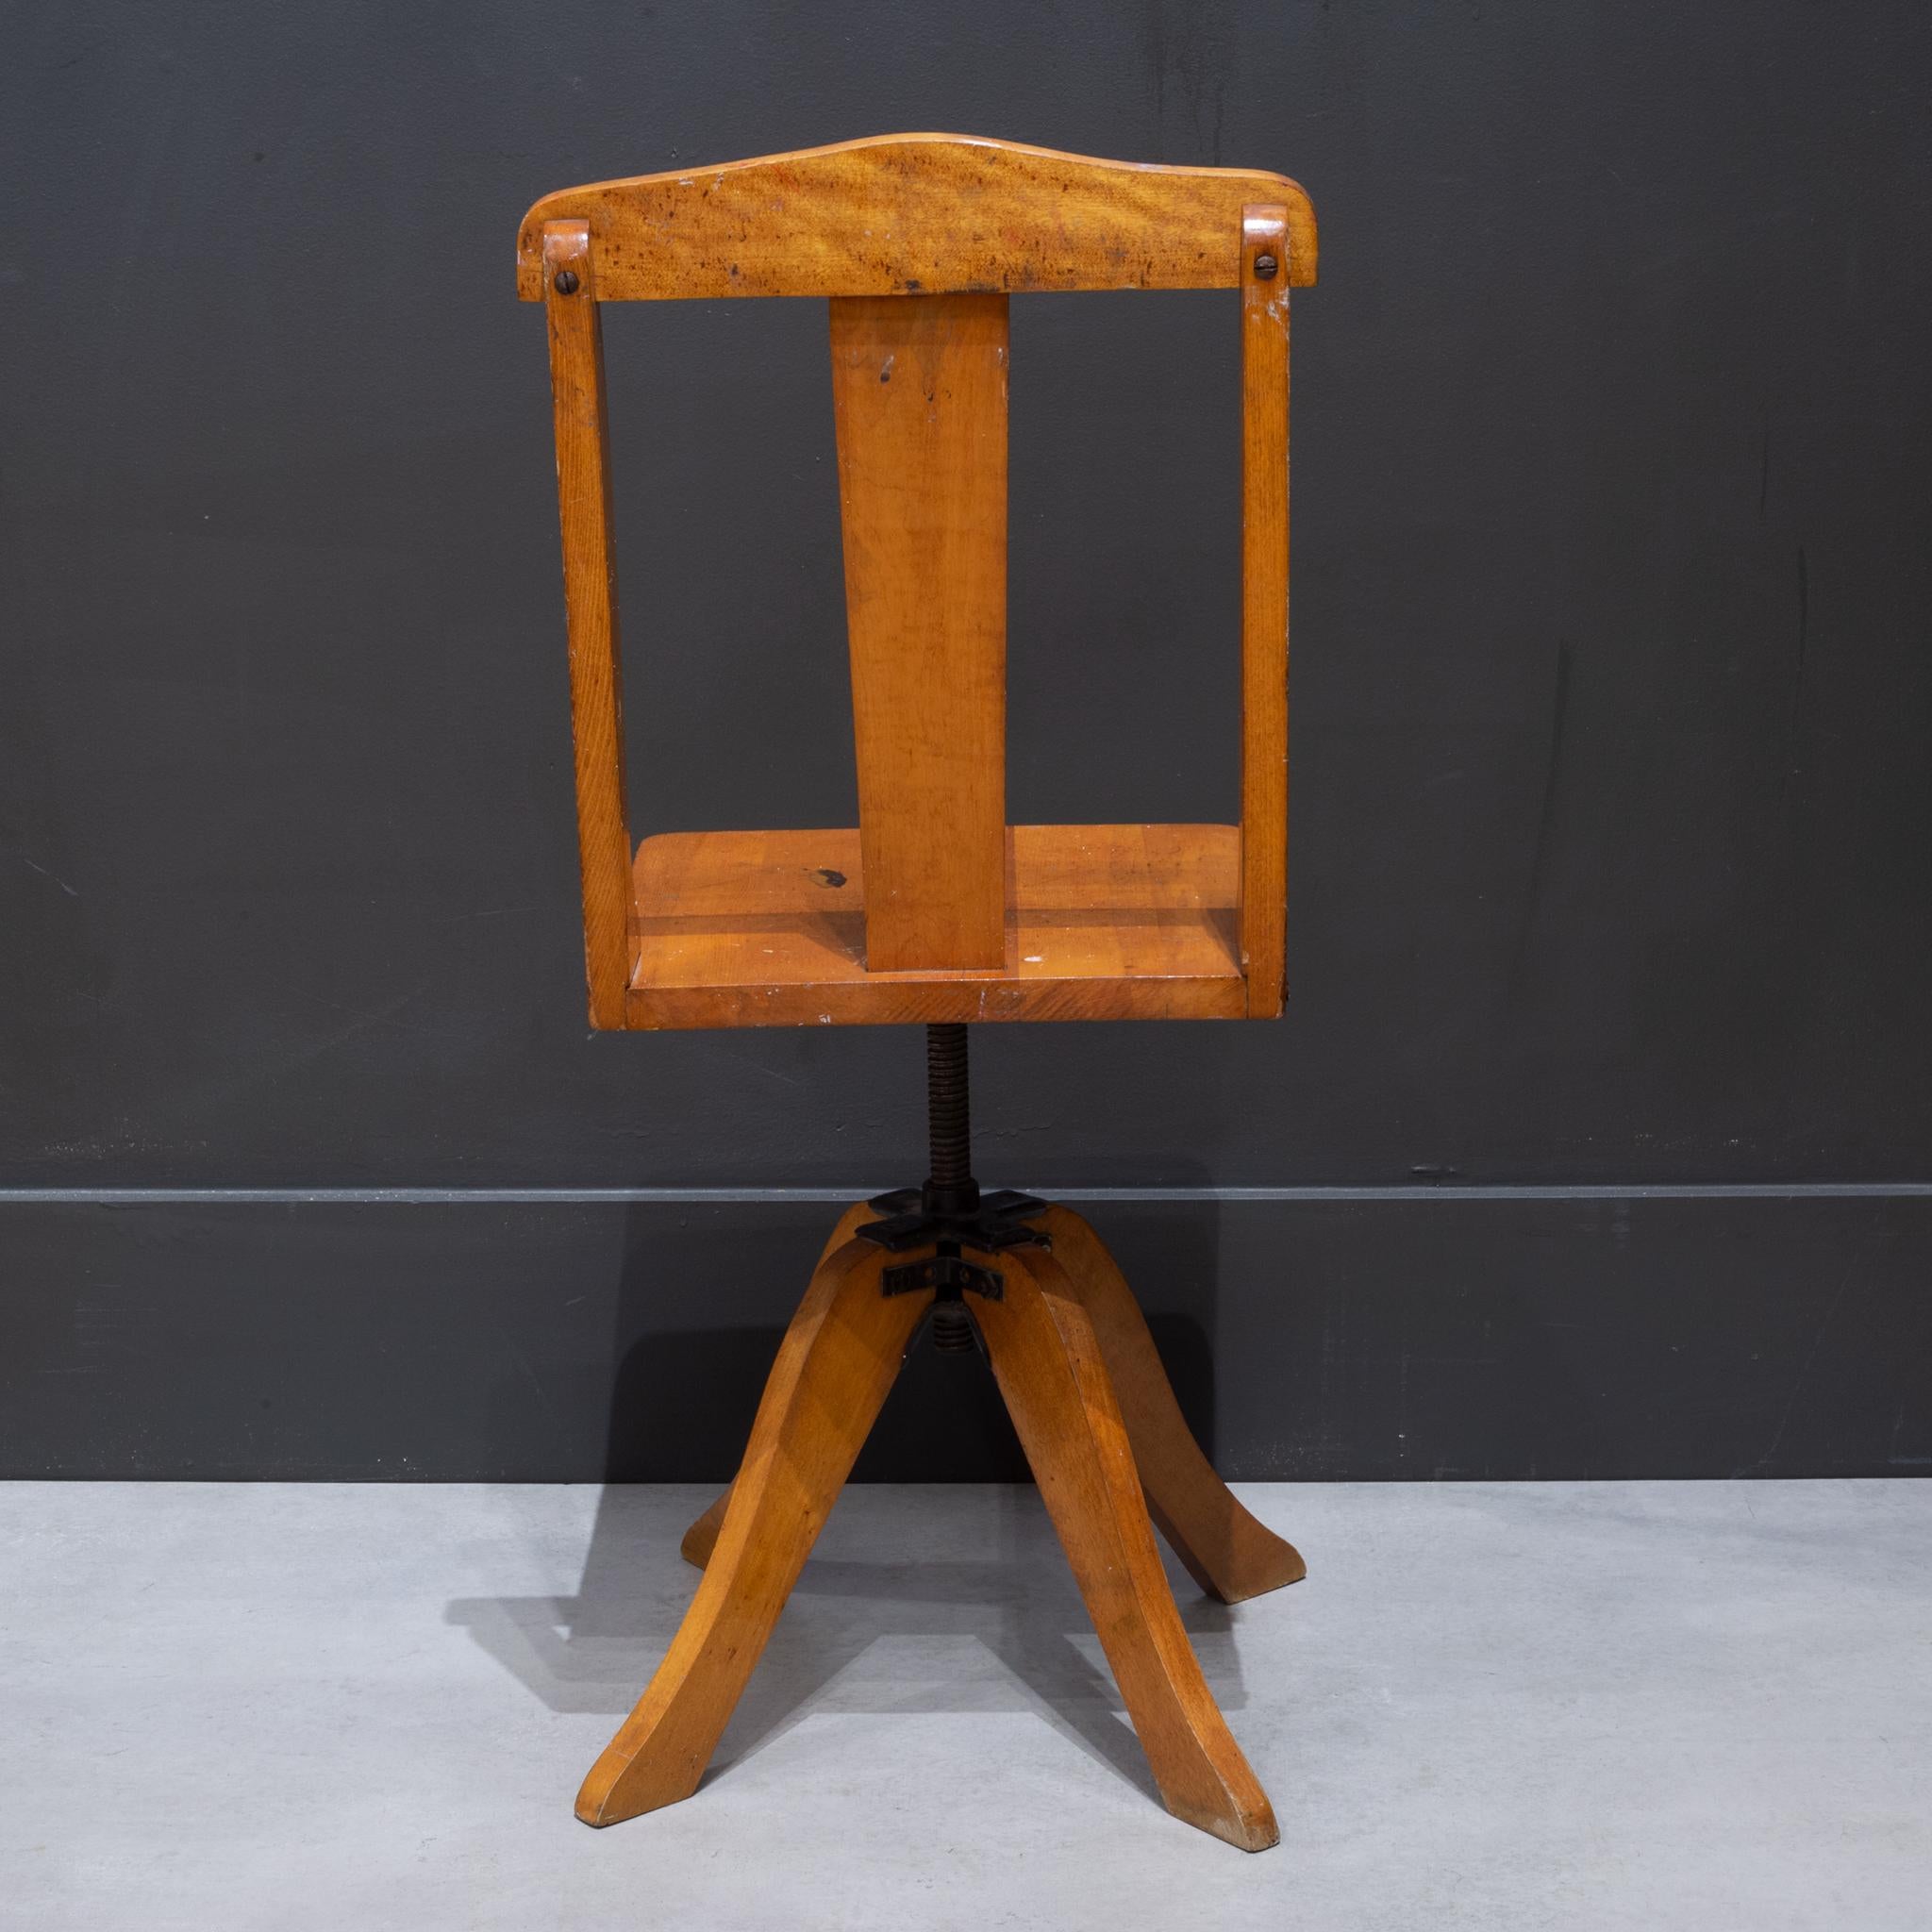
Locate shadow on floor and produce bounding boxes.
[445,1482,1262,1806]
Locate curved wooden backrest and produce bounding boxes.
[522,136,1315,1026]
[517,133,1315,301]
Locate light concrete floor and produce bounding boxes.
[4,1480,1928,1930]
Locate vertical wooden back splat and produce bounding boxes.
[830,293,1009,974]
[543,220,634,1027]
[1238,207,1291,1018]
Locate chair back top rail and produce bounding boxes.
[517,132,1315,301]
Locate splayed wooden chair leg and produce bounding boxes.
[974,1245,1279,1851]
[678,1201,874,1574]
[1038,1206,1306,1604]
[576,1237,930,1825]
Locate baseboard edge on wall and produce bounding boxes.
[2,1181,1928,1205]
[2,1187,1928,1482]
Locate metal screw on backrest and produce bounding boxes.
[1253,253,1278,280]
[553,268,580,294]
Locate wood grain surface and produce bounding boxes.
[517,133,1316,301]
[678,1202,875,1571]
[1039,1205,1307,1603]
[1238,206,1291,1018]
[831,293,1008,971]
[575,1238,931,1826]
[542,221,634,1026]
[976,1244,1279,1849]
[626,823,1245,1026]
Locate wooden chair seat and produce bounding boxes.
[627,822,1244,1027]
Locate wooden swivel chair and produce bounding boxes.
[519,134,1317,1851]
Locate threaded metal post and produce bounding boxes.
[923,1023,978,1351]
[924,1024,972,1197]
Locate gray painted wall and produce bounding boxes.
[3,3,1927,1478]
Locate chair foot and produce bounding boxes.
[1040,1206,1306,1604]
[575,1236,930,1826]
[975,1246,1279,1851]
[678,1488,729,1570]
